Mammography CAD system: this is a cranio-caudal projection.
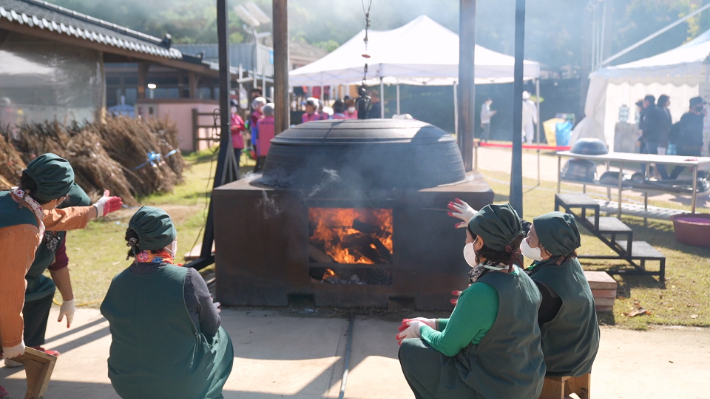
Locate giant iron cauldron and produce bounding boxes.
[214,119,494,310]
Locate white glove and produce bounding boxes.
[410,317,436,329]
[396,320,426,345]
[58,299,75,328]
[2,341,26,359]
[93,190,123,217]
[448,199,477,228]
[213,301,221,314]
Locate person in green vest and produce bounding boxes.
[396,203,545,399]
[4,183,91,368]
[101,206,233,399]
[520,212,600,377]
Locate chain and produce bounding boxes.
[361,0,373,85]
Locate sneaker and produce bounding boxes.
[4,358,22,368]
[0,385,9,399]
[30,346,60,357]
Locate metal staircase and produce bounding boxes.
[554,193,665,281]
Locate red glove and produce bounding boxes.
[447,198,477,228]
[451,290,463,305]
[94,190,123,216]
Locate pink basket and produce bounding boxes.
[671,214,710,247]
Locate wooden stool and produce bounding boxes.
[539,373,590,399]
[14,347,57,399]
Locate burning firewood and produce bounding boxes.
[352,219,382,235]
[309,245,335,263]
[372,238,393,263]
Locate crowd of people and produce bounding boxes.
[637,94,707,179]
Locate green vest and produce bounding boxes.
[455,267,546,398]
[100,264,233,399]
[24,232,66,302]
[0,191,38,229]
[528,257,600,376]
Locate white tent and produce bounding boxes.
[572,28,710,152]
[289,15,540,87]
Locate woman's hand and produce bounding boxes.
[396,320,426,345]
[447,199,477,228]
[451,290,463,305]
[93,190,123,218]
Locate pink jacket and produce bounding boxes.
[231,113,245,149]
[256,116,275,156]
[302,112,320,123]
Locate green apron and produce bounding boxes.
[0,191,38,229]
[399,267,545,399]
[101,264,234,399]
[528,257,600,377]
[24,232,65,303]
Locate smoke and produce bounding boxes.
[306,168,341,198]
[256,190,281,220]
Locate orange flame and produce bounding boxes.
[309,208,393,264]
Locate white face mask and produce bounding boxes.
[165,240,178,258]
[348,107,356,113]
[520,238,543,261]
[463,242,477,267]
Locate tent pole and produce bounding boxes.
[396,84,401,115]
[458,0,476,172]
[453,82,458,137]
[510,0,526,216]
[380,78,385,118]
[535,78,541,185]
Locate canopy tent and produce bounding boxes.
[289,15,540,87]
[571,28,710,152]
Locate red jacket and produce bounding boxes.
[231,113,245,149]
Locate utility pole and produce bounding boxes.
[273,0,290,134]
[510,0,525,216]
[458,0,476,172]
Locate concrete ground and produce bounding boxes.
[2,308,709,398]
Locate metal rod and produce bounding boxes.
[601,2,710,67]
[557,155,561,193]
[618,161,623,218]
[338,312,355,399]
[396,84,401,115]
[380,78,385,118]
[692,166,698,213]
[453,82,458,137]
[535,78,541,185]
[458,0,476,173]
[510,0,526,216]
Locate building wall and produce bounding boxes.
[135,98,220,152]
[0,31,104,127]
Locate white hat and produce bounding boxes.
[522,91,530,100]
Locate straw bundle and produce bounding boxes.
[65,129,137,206]
[0,127,26,190]
[92,116,177,196]
[12,120,70,163]
[146,117,185,183]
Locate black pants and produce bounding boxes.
[23,294,54,347]
[669,145,702,179]
[253,156,266,173]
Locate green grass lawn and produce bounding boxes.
[478,168,710,330]
[56,150,709,330]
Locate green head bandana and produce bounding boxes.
[59,183,91,208]
[24,153,74,202]
[532,212,581,256]
[128,206,177,251]
[467,203,523,251]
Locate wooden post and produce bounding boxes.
[188,72,198,99]
[273,0,290,134]
[510,0,526,216]
[458,0,476,172]
[137,62,150,99]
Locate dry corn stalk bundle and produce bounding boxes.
[146,117,185,183]
[0,127,26,190]
[65,130,137,206]
[12,120,71,163]
[92,116,177,196]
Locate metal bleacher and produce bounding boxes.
[554,193,665,281]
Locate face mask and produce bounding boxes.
[165,240,178,258]
[348,107,356,113]
[463,242,477,267]
[520,238,543,261]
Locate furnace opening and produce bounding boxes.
[308,208,393,265]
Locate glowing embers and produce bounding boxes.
[308,208,393,265]
[309,267,392,285]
